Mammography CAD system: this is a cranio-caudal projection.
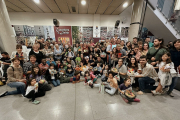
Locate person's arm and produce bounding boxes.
[119,66,127,76]
[7,67,18,82]
[23,52,28,62]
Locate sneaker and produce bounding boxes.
[151,90,161,95]
[32,100,40,105]
[0,91,8,98]
[98,74,101,77]
[137,91,144,95]
[167,92,174,97]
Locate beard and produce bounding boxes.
[154,43,160,47]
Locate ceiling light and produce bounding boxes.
[123,2,128,8]
[81,0,86,5]
[34,0,40,3]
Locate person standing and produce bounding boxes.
[145,37,153,48]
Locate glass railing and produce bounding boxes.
[157,0,180,33]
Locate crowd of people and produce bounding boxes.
[0,36,180,104]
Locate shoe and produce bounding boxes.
[98,74,101,77]
[0,91,8,98]
[137,91,144,95]
[133,98,140,102]
[167,92,174,97]
[151,90,161,95]
[32,100,40,105]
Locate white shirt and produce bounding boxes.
[68,51,74,58]
[25,84,38,95]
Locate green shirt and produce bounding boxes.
[147,47,167,63]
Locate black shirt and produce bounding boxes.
[29,50,44,64]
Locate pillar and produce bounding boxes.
[93,14,100,43]
[128,0,144,42]
[0,0,16,54]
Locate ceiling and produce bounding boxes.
[5,0,133,15]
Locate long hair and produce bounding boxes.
[159,52,172,64]
[127,57,138,69]
[31,65,42,78]
[142,42,149,51]
[172,39,180,50]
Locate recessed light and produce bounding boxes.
[123,2,128,7]
[34,0,40,3]
[81,0,86,5]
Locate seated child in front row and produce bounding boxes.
[25,78,46,105]
[49,64,60,87]
[101,65,109,82]
[84,71,98,88]
[118,78,140,103]
[72,71,81,84]
[93,63,102,77]
[66,64,74,77]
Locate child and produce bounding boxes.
[63,58,68,70]
[118,78,140,103]
[84,71,98,88]
[59,64,66,76]
[151,52,174,95]
[56,59,61,71]
[75,53,81,65]
[94,63,102,77]
[101,65,109,82]
[66,64,74,77]
[80,62,89,76]
[67,47,75,60]
[25,78,45,105]
[49,64,60,87]
[104,72,118,95]
[75,64,81,72]
[72,71,81,84]
[47,57,56,66]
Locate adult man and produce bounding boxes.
[145,37,153,48]
[94,56,105,72]
[23,55,38,76]
[120,40,127,51]
[135,55,158,95]
[133,37,138,45]
[38,58,49,79]
[116,45,126,61]
[168,39,180,97]
[146,38,167,66]
[134,45,141,61]
[0,52,11,82]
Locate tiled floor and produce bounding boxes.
[0,78,180,120]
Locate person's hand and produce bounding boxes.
[121,91,124,94]
[100,70,102,73]
[151,62,156,66]
[178,65,180,70]
[151,57,155,61]
[160,67,165,72]
[39,81,43,84]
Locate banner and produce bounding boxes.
[54,26,72,45]
[100,27,107,40]
[93,26,100,38]
[13,25,25,36]
[34,26,45,39]
[43,26,55,40]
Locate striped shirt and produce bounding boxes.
[138,63,158,81]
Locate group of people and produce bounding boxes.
[0,36,180,104]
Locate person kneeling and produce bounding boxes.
[118,78,140,103]
[26,78,45,105]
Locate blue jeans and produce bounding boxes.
[51,79,60,87]
[108,55,111,65]
[6,82,26,95]
[168,77,178,92]
[138,77,155,92]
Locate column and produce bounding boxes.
[0,0,16,54]
[93,14,100,43]
[128,0,144,42]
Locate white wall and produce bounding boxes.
[8,6,132,27]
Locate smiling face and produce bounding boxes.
[143,43,148,50]
[31,79,36,86]
[139,58,147,66]
[13,59,20,66]
[131,57,135,64]
[33,67,39,74]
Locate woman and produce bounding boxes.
[77,42,83,54]
[54,44,62,61]
[67,57,76,68]
[94,47,100,60]
[141,42,149,56]
[73,43,79,56]
[11,44,27,67]
[111,48,118,66]
[89,54,95,66]
[43,44,53,57]
[50,44,54,53]
[115,59,127,85]
[30,65,52,91]
[127,57,138,85]
[89,47,94,55]
[80,53,86,64]
[90,39,95,47]
[126,41,132,53]
[0,58,26,97]
[138,41,143,53]
[83,43,89,57]
[29,43,44,64]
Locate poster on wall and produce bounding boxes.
[54,26,72,45]
[23,25,35,36]
[83,26,93,42]
[121,27,129,38]
[78,26,83,42]
[100,27,107,40]
[107,27,114,38]
[114,27,121,38]
[93,26,100,38]
[34,26,45,39]
[43,26,55,41]
[13,25,25,36]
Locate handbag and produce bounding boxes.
[170,68,178,77]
